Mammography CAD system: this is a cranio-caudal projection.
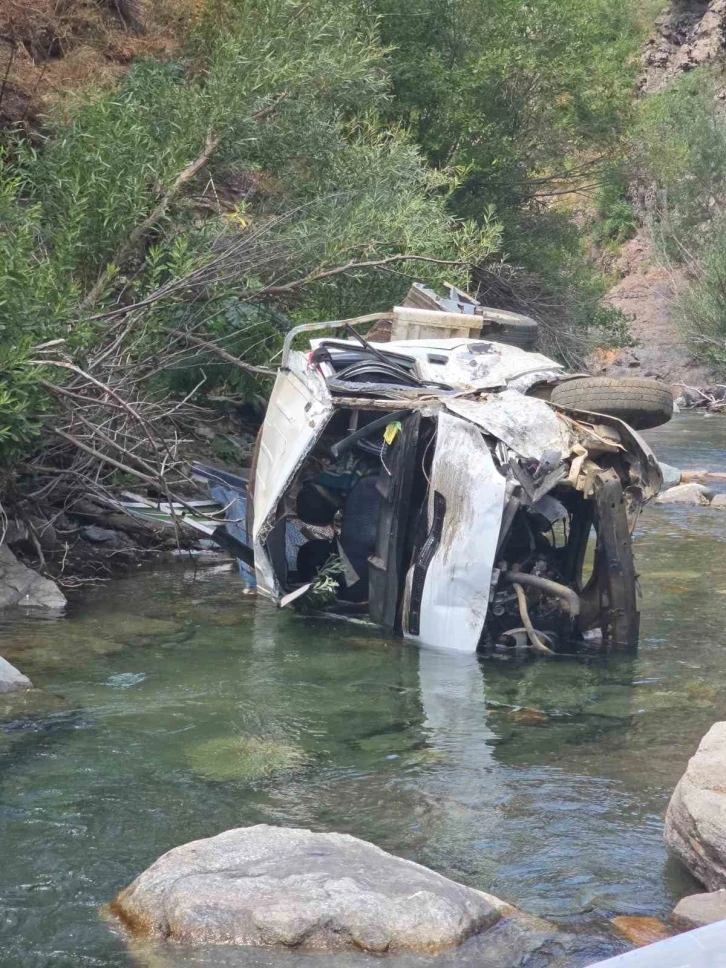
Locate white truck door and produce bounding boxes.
[403,412,506,652]
[252,352,332,596]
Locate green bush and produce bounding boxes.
[593,163,637,247]
[0,0,502,466]
[630,67,726,254]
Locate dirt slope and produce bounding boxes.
[0,0,197,129]
[592,235,714,391]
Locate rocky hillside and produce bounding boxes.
[641,0,726,94]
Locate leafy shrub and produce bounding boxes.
[630,67,726,254]
[593,163,637,247]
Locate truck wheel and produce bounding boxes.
[550,377,673,430]
[486,316,539,350]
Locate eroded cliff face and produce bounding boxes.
[641,0,726,94]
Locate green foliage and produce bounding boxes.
[593,163,637,247]
[630,67,726,253]
[0,0,649,467]
[373,0,641,218]
[628,67,726,370]
[0,0,502,465]
[291,555,345,614]
[675,238,726,371]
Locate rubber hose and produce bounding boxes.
[500,571,580,617]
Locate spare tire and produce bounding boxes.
[550,377,673,430]
[484,316,539,351]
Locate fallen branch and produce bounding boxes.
[163,328,277,376]
[80,94,289,311]
[81,130,219,309]
[258,254,470,297]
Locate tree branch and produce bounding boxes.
[257,254,470,297]
[81,130,219,309]
[80,92,290,311]
[163,328,277,376]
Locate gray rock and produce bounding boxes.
[0,655,32,693]
[80,525,119,546]
[665,722,726,890]
[672,889,726,931]
[111,825,501,952]
[711,495,726,509]
[655,483,714,506]
[0,545,66,609]
[658,461,682,490]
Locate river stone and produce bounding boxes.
[665,722,726,890]
[0,545,66,608]
[672,889,726,930]
[0,655,32,693]
[111,826,501,952]
[711,495,726,509]
[655,483,714,506]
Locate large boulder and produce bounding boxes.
[672,889,726,931]
[665,722,726,890]
[0,545,66,608]
[111,825,501,953]
[655,483,714,507]
[0,655,32,693]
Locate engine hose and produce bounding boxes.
[500,571,581,617]
[512,583,555,656]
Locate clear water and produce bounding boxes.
[2,413,726,967]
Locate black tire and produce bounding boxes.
[484,316,539,350]
[550,377,673,430]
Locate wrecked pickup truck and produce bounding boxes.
[247,302,672,655]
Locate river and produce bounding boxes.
[2,413,726,966]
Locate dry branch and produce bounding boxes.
[163,327,276,376]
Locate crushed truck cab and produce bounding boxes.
[250,305,668,656]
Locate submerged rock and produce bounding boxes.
[672,889,726,931]
[0,545,66,608]
[655,483,714,507]
[110,825,501,952]
[0,655,32,693]
[612,915,674,947]
[186,736,308,782]
[665,722,726,890]
[0,688,72,730]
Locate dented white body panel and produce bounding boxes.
[402,413,507,652]
[445,390,571,462]
[253,351,333,597]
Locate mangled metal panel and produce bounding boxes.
[381,338,562,391]
[445,390,572,462]
[252,351,333,596]
[403,412,506,653]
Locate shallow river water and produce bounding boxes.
[2,413,726,967]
